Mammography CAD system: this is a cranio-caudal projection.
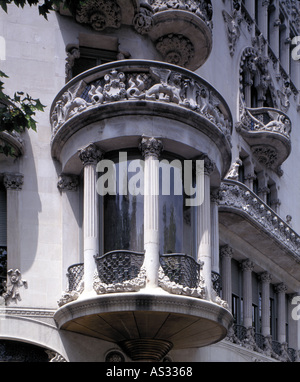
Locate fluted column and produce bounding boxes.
[275,282,288,343]
[220,245,233,310]
[139,137,163,289]
[260,271,272,336]
[241,259,255,328]
[197,155,215,300]
[78,143,102,294]
[210,190,220,273]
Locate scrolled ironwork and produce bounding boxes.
[95,250,144,284]
[159,253,200,289]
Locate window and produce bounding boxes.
[0,183,7,295]
[66,45,119,82]
[102,151,144,254]
[100,151,197,259]
[72,47,118,79]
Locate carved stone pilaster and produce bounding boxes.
[3,173,23,190]
[78,143,102,166]
[57,174,79,192]
[139,137,163,159]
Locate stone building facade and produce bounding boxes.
[0,0,300,362]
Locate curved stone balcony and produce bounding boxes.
[50,59,232,174]
[146,0,213,69]
[218,180,300,279]
[236,105,292,170]
[55,251,232,361]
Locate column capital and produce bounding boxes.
[3,173,24,190]
[275,282,288,294]
[57,174,79,192]
[259,271,272,284]
[198,154,215,175]
[220,244,233,259]
[139,137,163,159]
[240,259,255,272]
[78,143,103,166]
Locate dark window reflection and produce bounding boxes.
[103,153,144,253]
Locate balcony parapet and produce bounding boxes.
[236,104,292,170]
[50,60,232,160]
[218,180,300,261]
[226,324,299,362]
[58,251,226,308]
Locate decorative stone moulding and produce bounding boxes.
[50,59,232,163]
[218,180,300,267]
[236,102,292,170]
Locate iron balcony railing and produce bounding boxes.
[67,250,221,294]
[95,250,145,285]
[0,247,7,296]
[66,263,84,292]
[159,253,201,289]
[231,324,298,361]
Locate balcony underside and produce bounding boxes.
[238,129,291,170]
[219,211,300,288]
[54,292,233,361]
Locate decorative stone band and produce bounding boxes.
[50,60,232,149]
[218,180,300,260]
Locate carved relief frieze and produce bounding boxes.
[50,63,232,143]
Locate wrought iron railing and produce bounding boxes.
[233,324,247,342]
[159,253,200,289]
[288,347,297,362]
[211,271,221,296]
[254,332,265,350]
[272,340,282,356]
[95,250,144,285]
[67,263,84,292]
[0,247,7,296]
